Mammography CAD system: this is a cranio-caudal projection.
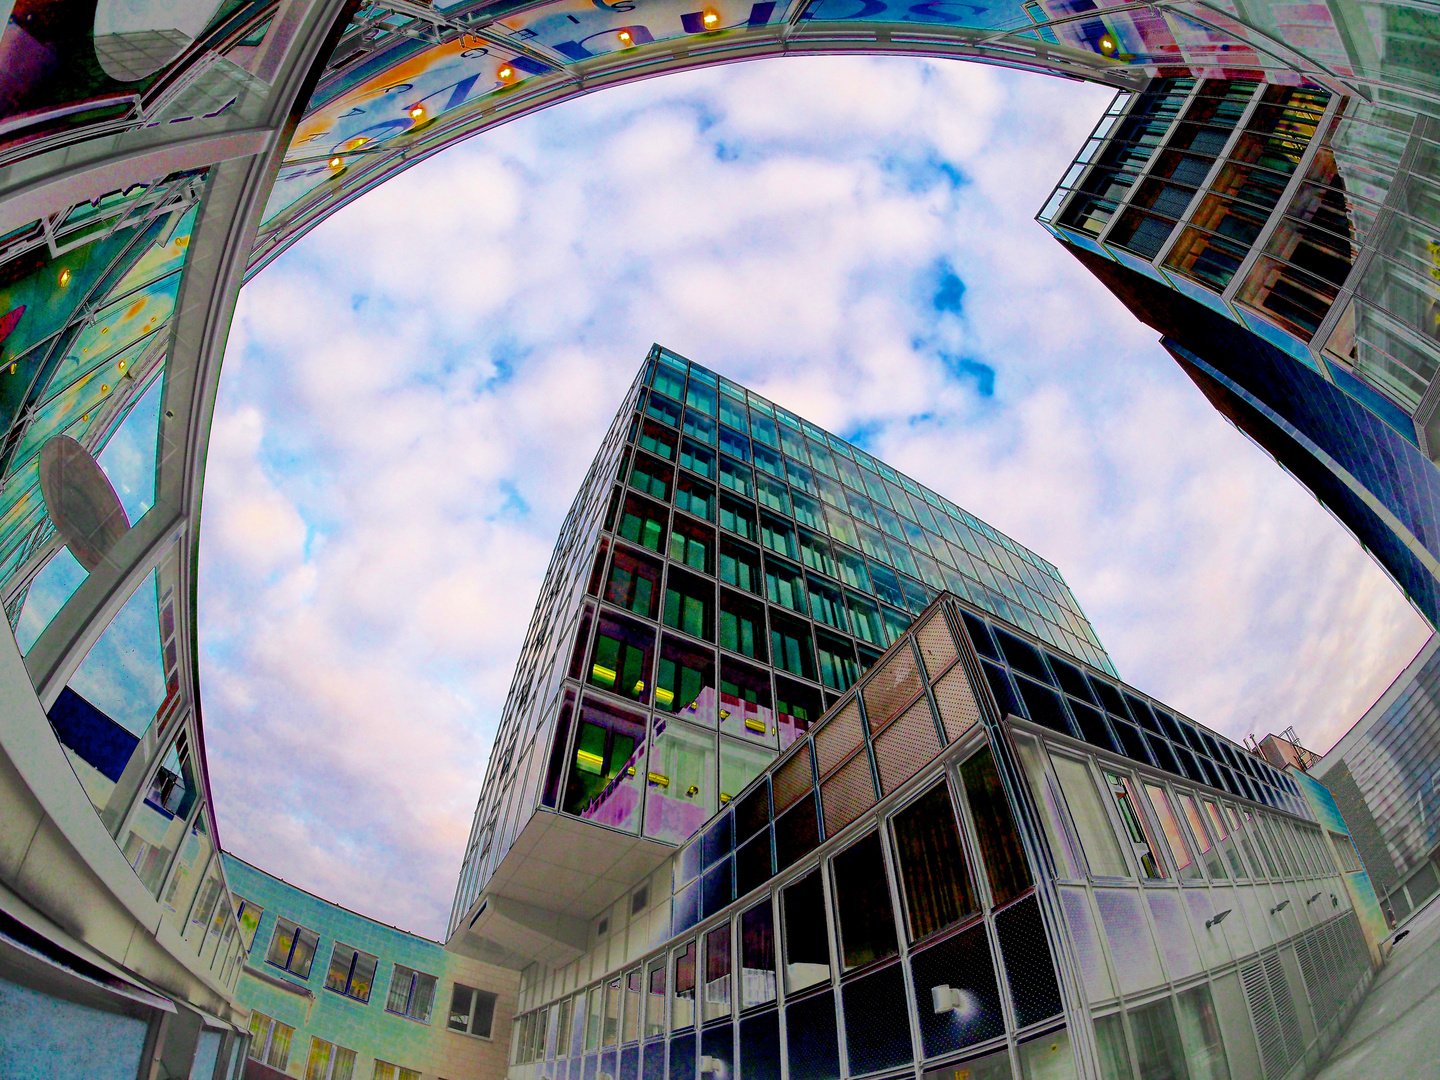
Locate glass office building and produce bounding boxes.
[1311,635,1440,925]
[500,593,1383,1080]
[446,348,1113,943]
[1038,78,1440,628]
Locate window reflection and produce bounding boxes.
[782,869,831,994]
[831,830,898,970]
[891,783,976,941]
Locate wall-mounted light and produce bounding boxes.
[1270,899,1290,915]
[1205,909,1231,930]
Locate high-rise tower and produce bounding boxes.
[446,347,1112,954]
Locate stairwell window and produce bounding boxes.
[387,965,438,1023]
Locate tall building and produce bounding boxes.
[446,347,1113,952]
[497,589,1385,1080]
[1310,635,1440,925]
[1038,77,1440,625]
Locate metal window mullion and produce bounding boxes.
[1096,80,1206,249]
[1221,91,1345,305]
[1152,81,1271,268]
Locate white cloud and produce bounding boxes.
[200,55,1427,937]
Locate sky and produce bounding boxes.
[198,55,1431,938]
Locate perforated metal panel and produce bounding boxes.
[908,920,1005,1058]
[773,744,814,814]
[874,698,942,796]
[815,699,865,779]
[841,963,914,1075]
[995,895,1063,1028]
[915,613,959,680]
[930,666,981,744]
[862,644,923,734]
[821,752,878,838]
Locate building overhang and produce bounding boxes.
[447,810,672,969]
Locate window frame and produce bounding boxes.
[385,963,439,1024]
[447,982,499,1039]
[264,916,320,979]
[324,941,378,1004]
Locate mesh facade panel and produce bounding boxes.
[861,645,924,735]
[815,700,865,779]
[931,666,981,744]
[773,745,814,814]
[915,614,959,680]
[821,753,878,838]
[874,699,943,796]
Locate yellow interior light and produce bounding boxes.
[100,383,109,393]
[8,364,15,375]
[633,679,645,694]
[744,717,766,734]
[720,792,732,804]
[58,268,71,287]
[592,663,617,686]
[718,708,730,720]
[1098,34,1116,55]
[656,687,675,706]
[576,749,605,771]
[648,772,670,788]
[329,156,342,168]
[410,105,425,120]
[498,64,515,81]
[618,29,632,43]
[702,9,719,25]
[117,359,126,372]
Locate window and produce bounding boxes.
[961,748,1034,904]
[719,590,768,662]
[1330,830,1363,873]
[588,611,655,704]
[630,452,673,500]
[249,1012,295,1071]
[1048,755,1127,878]
[586,984,603,1049]
[719,538,761,594]
[740,900,776,1008]
[449,983,498,1037]
[265,917,319,979]
[672,941,697,1029]
[676,474,715,521]
[636,417,677,460]
[325,943,378,1003]
[1178,792,1227,879]
[764,557,806,612]
[305,1037,358,1080]
[618,493,668,553]
[891,783,977,940]
[623,968,641,1043]
[386,965,438,1023]
[1144,783,1202,881]
[564,696,647,830]
[235,896,263,951]
[703,923,731,1022]
[782,869,831,993]
[646,957,666,1038]
[831,831,898,970]
[682,437,716,479]
[670,515,716,574]
[603,977,621,1045]
[371,1060,419,1080]
[1102,771,1164,880]
[720,494,757,540]
[761,514,798,560]
[664,567,715,641]
[606,546,664,619]
[656,636,717,722]
[720,457,753,498]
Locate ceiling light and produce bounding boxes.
[329,156,342,168]
[702,9,719,26]
[1098,34,1116,55]
[497,64,515,81]
[618,29,632,44]
[59,268,71,287]
[410,105,425,120]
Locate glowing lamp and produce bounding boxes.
[618,28,633,44]
[702,9,719,26]
[59,268,72,287]
[1098,34,1116,55]
[498,64,516,81]
[410,105,426,120]
[329,156,342,168]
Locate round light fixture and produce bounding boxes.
[1098,34,1117,55]
[498,64,515,81]
[329,156,343,168]
[618,28,632,44]
[702,9,719,26]
[410,105,426,120]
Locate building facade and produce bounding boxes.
[1038,76,1440,626]
[1309,635,1440,925]
[446,348,1114,957]
[223,854,518,1080]
[500,593,1383,1080]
